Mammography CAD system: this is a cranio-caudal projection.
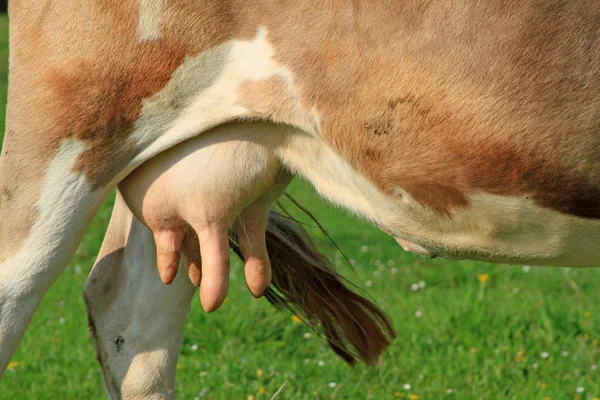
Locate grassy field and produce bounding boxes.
[1,15,600,400]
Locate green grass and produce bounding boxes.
[1,15,600,400]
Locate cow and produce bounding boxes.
[1,0,599,397]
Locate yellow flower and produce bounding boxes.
[248,396,255,400]
[408,395,420,400]
[478,274,489,284]
[541,383,547,389]
[256,369,264,377]
[259,387,266,395]
[7,361,19,370]
[515,350,525,363]
[291,315,302,325]
[584,311,591,318]
[176,363,183,370]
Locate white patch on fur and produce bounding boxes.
[276,129,400,225]
[276,128,600,267]
[418,193,600,266]
[0,140,104,371]
[0,139,97,290]
[130,27,317,172]
[138,0,163,42]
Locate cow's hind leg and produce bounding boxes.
[84,192,196,399]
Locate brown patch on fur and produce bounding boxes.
[49,38,189,187]
[230,211,396,365]
[237,0,600,218]
[5,0,236,189]
[237,77,312,129]
[1,1,239,256]
[46,40,203,188]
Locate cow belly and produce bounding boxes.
[276,131,600,267]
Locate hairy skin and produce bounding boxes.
[1,1,600,396]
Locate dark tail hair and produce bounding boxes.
[230,201,396,365]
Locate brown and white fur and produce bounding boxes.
[2,0,600,397]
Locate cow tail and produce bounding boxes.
[230,201,396,365]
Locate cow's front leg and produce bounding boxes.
[0,139,110,375]
[84,193,196,399]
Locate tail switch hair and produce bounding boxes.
[231,207,396,365]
